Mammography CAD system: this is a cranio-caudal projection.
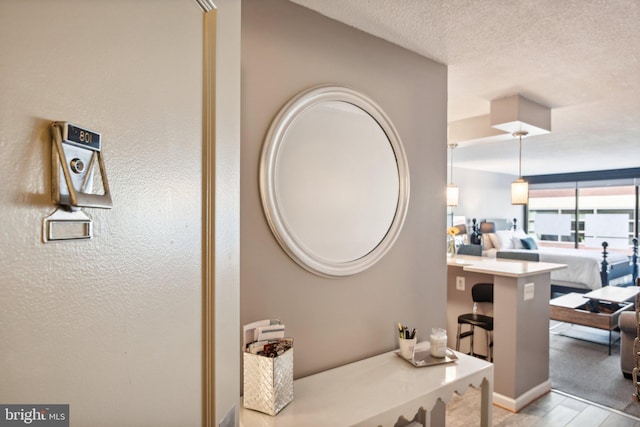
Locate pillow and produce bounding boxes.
[521,237,538,250]
[494,230,515,250]
[512,236,524,249]
[482,233,495,250]
[511,230,528,249]
[488,233,501,249]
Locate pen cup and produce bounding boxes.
[398,337,417,360]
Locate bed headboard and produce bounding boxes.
[482,218,512,231]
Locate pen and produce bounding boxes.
[398,323,416,339]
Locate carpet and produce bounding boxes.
[549,322,640,418]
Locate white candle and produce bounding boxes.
[430,328,447,358]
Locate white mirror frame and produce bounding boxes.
[260,85,410,277]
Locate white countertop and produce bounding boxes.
[240,344,493,427]
[447,255,566,278]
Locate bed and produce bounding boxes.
[464,222,638,294]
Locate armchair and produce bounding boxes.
[618,277,640,379]
[619,310,635,378]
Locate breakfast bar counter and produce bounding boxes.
[447,255,566,412]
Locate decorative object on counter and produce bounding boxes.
[397,322,417,340]
[397,345,459,368]
[398,337,417,360]
[447,226,460,257]
[430,328,448,358]
[243,320,294,416]
[470,218,481,245]
[397,322,417,360]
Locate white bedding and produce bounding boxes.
[485,246,630,290]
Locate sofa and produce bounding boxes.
[619,310,636,378]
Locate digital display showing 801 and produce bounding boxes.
[64,123,101,151]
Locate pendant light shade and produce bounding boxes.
[447,143,459,207]
[511,178,529,205]
[447,184,459,207]
[511,131,528,205]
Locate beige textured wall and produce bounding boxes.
[0,1,206,425]
[241,0,448,379]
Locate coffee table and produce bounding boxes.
[550,286,639,355]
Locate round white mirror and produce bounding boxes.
[260,86,410,277]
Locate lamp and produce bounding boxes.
[511,131,529,205]
[454,223,467,235]
[479,221,495,234]
[447,143,459,207]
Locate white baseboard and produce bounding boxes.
[493,380,551,412]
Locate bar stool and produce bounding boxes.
[455,283,494,362]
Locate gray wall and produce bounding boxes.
[241,0,448,379]
[451,166,525,229]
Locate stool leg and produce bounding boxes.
[486,331,492,362]
[456,324,462,351]
[469,325,475,357]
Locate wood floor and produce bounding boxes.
[446,387,640,426]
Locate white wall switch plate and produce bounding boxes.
[456,276,465,291]
[524,282,535,301]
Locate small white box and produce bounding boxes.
[243,347,294,416]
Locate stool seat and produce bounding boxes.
[457,313,493,330]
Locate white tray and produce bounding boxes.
[396,347,458,368]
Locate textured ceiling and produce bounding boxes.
[289,0,640,175]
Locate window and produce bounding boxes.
[528,183,576,247]
[526,170,639,255]
[578,182,635,251]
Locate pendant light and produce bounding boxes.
[447,143,459,207]
[511,131,529,205]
